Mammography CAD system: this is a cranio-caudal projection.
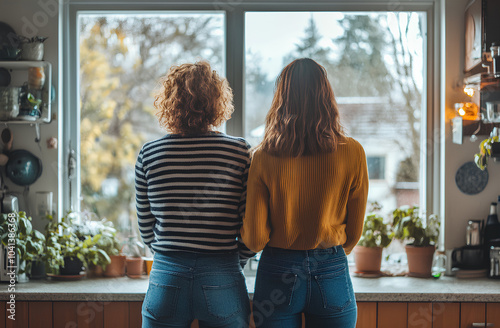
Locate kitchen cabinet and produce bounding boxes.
[377,302,407,328]
[3,301,500,327]
[461,303,486,328]
[432,303,460,328]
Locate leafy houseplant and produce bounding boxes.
[0,212,45,280]
[44,214,110,275]
[474,131,500,171]
[18,36,48,61]
[354,203,393,273]
[392,206,440,277]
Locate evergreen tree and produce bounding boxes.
[333,15,393,97]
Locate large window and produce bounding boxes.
[245,11,426,213]
[77,12,225,238]
[64,2,439,246]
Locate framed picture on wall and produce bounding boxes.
[464,0,482,73]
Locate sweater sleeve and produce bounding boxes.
[135,148,156,249]
[343,143,369,255]
[237,141,257,265]
[240,152,271,253]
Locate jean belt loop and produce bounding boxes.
[333,246,339,254]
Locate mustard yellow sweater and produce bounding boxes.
[241,137,369,255]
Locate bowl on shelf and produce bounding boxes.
[0,46,20,60]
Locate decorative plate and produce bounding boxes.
[455,161,488,195]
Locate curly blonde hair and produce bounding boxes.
[154,61,233,134]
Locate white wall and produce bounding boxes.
[443,0,500,249]
[0,0,59,231]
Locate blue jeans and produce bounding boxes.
[252,246,357,328]
[142,251,251,328]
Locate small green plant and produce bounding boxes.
[392,206,440,247]
[357,203,393,248]
[0,212,45,275]
[44,214,111,274]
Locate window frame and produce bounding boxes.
[60,0,442,227]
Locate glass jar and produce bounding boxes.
[122,235,144,258]
[492,42,500,77]
[432,251,447,278]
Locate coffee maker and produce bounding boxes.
[452,220,486,269]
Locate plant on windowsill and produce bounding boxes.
[392,206,440,278]
[0,212,45,282]
[74,218,123,277]
[474,128,500,171]
[354,202,393,273]
[44,214,110,276]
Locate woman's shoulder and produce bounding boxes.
[338,137,366,157]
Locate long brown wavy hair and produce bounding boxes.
[154,61,233,134]
[260,58,345,156]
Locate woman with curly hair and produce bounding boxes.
[136,61,254,328]
[241,58,369,327]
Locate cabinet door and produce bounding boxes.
[6,301,28,328]
[77,302,104,328]
[432,303,460,328]
[356,302,376,328]
[378,302,407,328]
[408,303,432,328]
[28,302,52,328]
[487,303,500,327]
[53,302,77,328]
[129,302,142,328]
[460,303,486,328]
[103,302,129,328]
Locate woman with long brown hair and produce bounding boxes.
[241,58,369,327]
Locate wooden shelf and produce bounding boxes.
[452,117,500,144]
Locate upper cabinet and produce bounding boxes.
[464,0,500,76]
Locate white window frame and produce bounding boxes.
[60,0,443,226]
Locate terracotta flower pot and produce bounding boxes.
[87,264,103,278]
[353,246,383,273]
[126,257,144,278]
[104,255,126,277]
[405,245,436,278]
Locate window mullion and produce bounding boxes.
[225,8,245,138]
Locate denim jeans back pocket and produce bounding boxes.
[202,280,242,319]
[313,265,352,311]
[144,282,181,320]
[255,270,298,309]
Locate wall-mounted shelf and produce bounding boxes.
[452,117,500,144]
[0,60,52,124]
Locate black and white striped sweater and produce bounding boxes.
[135,132,255,262]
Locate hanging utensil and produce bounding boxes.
[1,127,13,151]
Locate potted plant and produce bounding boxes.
[354,203,393,273]
[18,36,48,61]
[44,214,109,276]
[77,218,122,277]
[0,212,45,282]
[392,206,440,278]
[122,235,145,278]
[474,128,500,170]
